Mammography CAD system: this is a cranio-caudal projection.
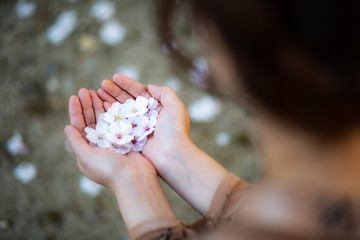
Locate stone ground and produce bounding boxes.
[0,0,261,239]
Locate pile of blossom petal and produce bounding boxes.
[85,96,158,154]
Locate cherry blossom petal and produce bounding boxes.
[132,137,147,151]
[148,97,158,110]
[85,127,99,143]
[132,127,145,137]
[149,115,157,127]
[135,96,148,108]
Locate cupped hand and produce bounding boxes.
[66,89,156,191]
[98,74,191,171]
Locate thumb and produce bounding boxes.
[148,84,178,107]
[64,125,92,159]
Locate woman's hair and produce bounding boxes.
[156,0,360,138]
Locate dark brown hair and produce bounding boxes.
[156,0,360,138]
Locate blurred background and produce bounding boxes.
[0,0,260,239]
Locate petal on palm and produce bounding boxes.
[105,133,117,143]
[85,127,99,143]
[148,97,158,109]
[97,121,109,132]
[149,115,157,127]
[123,135,134,143]
[98,139,110,148]
[138,137,147,145]
[121,103,133,114]
[137,107,148,115]
[136,96,148,105]
[132,144,142,152]
[138,115,149,127]
[132,127,145,137]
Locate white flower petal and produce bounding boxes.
[103,111,114,123]
[120,122,133,133]
[145,127,155,136]
[99,20,126,46]
[96,121,109,133]
[79,176,102,197]
[111,101,122,111]
[85,127,99,144]
[14,162,36,184]
[146,109,159,118]
[124,98,135,105]
[188,95,221,122]
[149,115,157,128]
[46,11,77,45]
[215,131,231,146]
[164,78,181,92]
[121,101,134,113]
[7,132,28,156]
[120,135,134,144]
[189,57,209,88]
[108,122,121,134]
[116,64,140,81]
[138,115,149,127]
[110,143,131,154]
[98,112,106,122]
[137,137,147,145]
[98,139,110,148]
[132,127,145,137]
[131,137,147,152]
[105,132,118,143]
[132,143,142,152]
[15,2,36,19]
[89,1,115,22]
[135,96,148,108]
[148,97,158,109]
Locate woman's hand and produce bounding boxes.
[65,89,179,230]
[65,88,156,191]
[97,74,191,172]
[97,75,229,215]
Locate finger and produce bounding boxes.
[148,84,177,108]
[89,90,105,123]
[97,88,117,104]
[78,88,96,129]
[103,101,112,111]
[101,79,134,103]
[69,95,86,137]
[127,151,148,159]
[113,74,152,98]
[64,125,92,162]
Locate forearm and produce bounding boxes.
[158,137,229,215]
[112,171,178,230]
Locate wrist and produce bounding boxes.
[112,171,177,229]
[156,134,194,175]
[151,135,229,214]
[111,165,156,195]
